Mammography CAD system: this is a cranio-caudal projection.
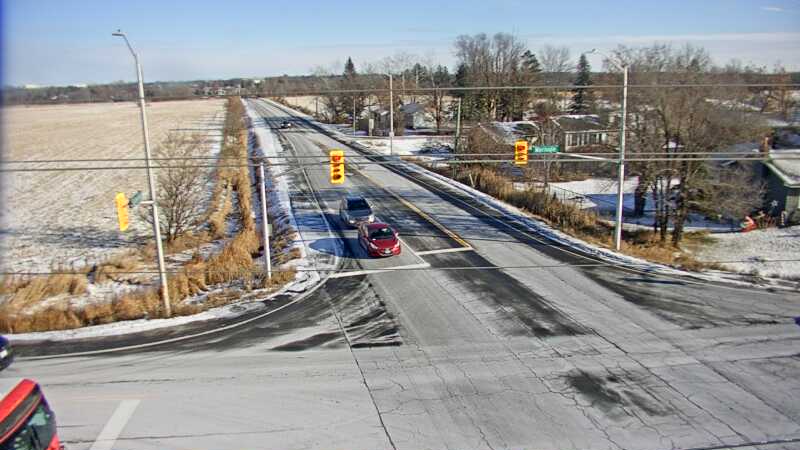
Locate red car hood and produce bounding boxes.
[370,237,398,249]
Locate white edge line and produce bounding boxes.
[416,247,475,256]
[89,399,140,450]
[328,263,431,279]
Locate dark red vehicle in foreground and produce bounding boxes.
[358,223,401,257]
[0,378,60,450]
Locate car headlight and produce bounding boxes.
[368,214,375,222]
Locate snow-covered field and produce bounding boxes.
[695,225,800,279]
[0,100,226,272]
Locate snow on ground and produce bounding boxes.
[268,100,798,286]
[245,99,336,291]
[548,177,734,232]
[695,225,800,279]
[5,101,329,342]
[354,136,453,157]
[0,100,226,273]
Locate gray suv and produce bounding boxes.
[339,195,375,227]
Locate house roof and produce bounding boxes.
[399,102,425,114]
[766,148,800,187]
[551,114,609,132]
[480,121,540,145]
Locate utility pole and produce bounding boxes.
[389,74,394,156]
[259,162,272,281]
[582,48,627,252]
[112,30,171,317]
[454,97,462,153]
[353,97,357,136]
[614,65,628,251]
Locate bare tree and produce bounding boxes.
[454,32,528,120]
[140,133,209,242]
[539,45,572,73]
[609,43,768,246]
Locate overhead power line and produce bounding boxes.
[255,82,800,96]
[0,151,781,164]
[2,156,799,173]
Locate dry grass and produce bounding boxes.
[164,231,212,254]
[0,272,88,311]
[439,166,714,271]
[93,252,140,284]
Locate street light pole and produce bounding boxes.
[113,30,171,317]
[583,48,627,252]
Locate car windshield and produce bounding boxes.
[0,404,56,450]
[369,227,394,240]
[347,199,369,211]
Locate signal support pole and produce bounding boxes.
[259,162,272,281]
[113,30,171,317]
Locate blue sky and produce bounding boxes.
[3,0,799,86]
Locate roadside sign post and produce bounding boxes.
[530,145,559,187]
[259,163,272,282]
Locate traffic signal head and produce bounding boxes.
[330,149,345,184]
[115,192,129,232]
[514,140,528,166]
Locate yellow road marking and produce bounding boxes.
[357,170,472,249]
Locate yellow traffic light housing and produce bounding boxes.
[115,192,129,231]
[330,149,345,184]
[514,140,528,166]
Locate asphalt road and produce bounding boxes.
[4,98,800,450]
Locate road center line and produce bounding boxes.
[355,167,472,250]
[89,399,140,450]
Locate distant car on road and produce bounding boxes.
[279,120,292,129]
[359,223,401,257]
[0,336,13,371]
[339,195,374,227]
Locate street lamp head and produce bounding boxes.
[112,29,124,37]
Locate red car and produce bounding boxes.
[358,223,401,257]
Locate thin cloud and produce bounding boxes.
[761,6,785,12]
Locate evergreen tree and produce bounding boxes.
[522,50,542,75]
[344,57,356,79]
[569,54,594,114]
[339,57,363,124]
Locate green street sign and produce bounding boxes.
[128,191,143,207]
[532,145,559,154]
